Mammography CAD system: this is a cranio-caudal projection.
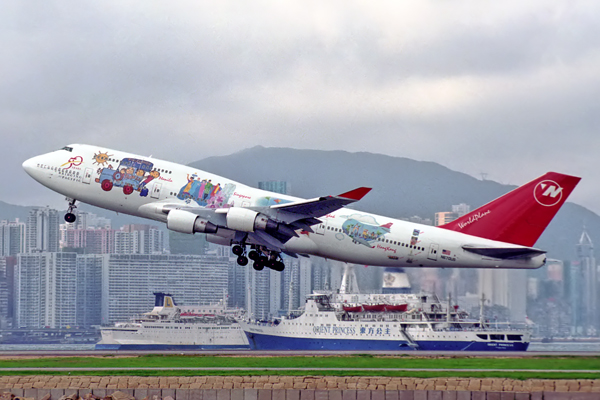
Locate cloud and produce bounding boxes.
[2,0,600,214]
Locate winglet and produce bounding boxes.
[338,187,372,201]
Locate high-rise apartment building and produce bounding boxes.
[76,254,104,327]
[0,257,8,328]
[101,254,230,324]
[26,207,59,253]
[63,228,116,254]
[576,227,597,334]
[14,252,103,328]
[0,219,26,256]
[258,181,291,195]
[15,252,78,328]
[478,268,527,322]
[434,203,471,226]
[114,224,164,255]
[434,211,458,226]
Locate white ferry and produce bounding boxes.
[239,292,530,351]
[96,293,250,350]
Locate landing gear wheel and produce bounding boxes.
[237,256,249,266]
[273,261,285,271]
[253,261,264,271]
[64,213,76,223]
[232,245,244,256]
[248,250,259,260]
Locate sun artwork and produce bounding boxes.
[92,151,111,166]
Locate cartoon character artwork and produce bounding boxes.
[177,175,237,208]
[92,151,112,166]
[138,169,160,194]
[341,214,393,248]
[96,157,154,196]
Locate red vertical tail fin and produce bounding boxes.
[440,172,581,247]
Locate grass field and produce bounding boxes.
[1,355,599,379]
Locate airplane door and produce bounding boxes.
[151,182,162,199]
[315,220,326,235]
[427,243,439,261]
[82,168,93,184]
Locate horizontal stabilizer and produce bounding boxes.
[462,245,546,259]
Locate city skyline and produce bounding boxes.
[1,200,598,338]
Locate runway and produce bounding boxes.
[1,350,599,357]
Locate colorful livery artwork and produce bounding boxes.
[96,158,157,197]
[342,218,393,248]
[176,174,237,208]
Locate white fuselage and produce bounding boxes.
[22,144,545,269]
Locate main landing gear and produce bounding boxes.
[64,198,77,223]
[232,245,285,272]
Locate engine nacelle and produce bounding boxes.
[226,207,260,232]
[225,207,298,237]
[166,209,218,234]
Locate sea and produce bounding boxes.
[0,342,600,352]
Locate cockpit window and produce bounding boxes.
[61,146,73,152]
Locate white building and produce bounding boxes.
[101,254,230,324]
[114,224,164,255]
[14,252,106,328]
[26,207,59,253]
[15,252,79,328]
[0,219,26,256]
[478,268,527,323]
[0,257,8,328]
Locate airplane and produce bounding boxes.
[22,144,581,272]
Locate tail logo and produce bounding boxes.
[534,180,563,207]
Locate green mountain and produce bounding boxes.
[190,146,597,262]
[2,147,593,262]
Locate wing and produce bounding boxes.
[270,187,372,217]
[154,187,372,253]
[249,187,371,235]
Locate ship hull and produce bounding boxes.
[95,343,249,350]
[244,331,529,351]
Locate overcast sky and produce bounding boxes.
[2,1,600,215]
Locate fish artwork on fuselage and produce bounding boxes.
[255,196,293,207]
[95,157,158,197]
[341,214,393,248]
[177,174,237,208]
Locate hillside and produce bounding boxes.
[2,147,595,262]
[190,146,598,261]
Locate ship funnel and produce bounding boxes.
[153,292,176,309]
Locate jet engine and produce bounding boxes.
[166,209,218,234]
[225,207,297,237]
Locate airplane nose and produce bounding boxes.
[22,156,39,177]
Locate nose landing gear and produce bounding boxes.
[64,198,77,223]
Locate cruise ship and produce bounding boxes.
[95,293,250,350]
[239,291,530,351]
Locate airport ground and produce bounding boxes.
[0,352,599,399]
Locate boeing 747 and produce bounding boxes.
[22,144,580,271]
